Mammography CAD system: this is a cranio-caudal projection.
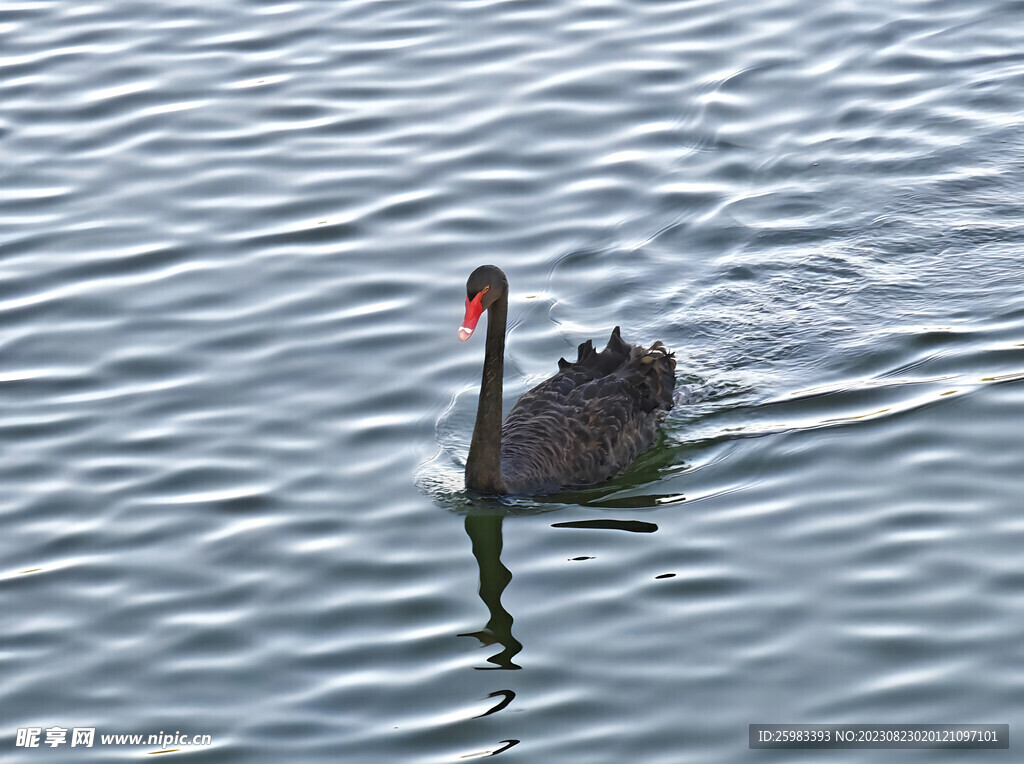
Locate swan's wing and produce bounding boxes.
[500,328,676,492]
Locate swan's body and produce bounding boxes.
[460,265,676,495]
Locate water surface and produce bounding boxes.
[2,0,1023,761]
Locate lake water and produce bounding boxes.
[2,0,1023,761]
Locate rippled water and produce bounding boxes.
[3,0,1023,761]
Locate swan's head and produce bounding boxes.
[460,265,507,341]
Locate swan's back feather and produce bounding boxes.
[500,327,676,494]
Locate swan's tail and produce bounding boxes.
[606,326,677,413]
[555,326,677,413]
[637,336,676,413]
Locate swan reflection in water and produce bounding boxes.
[454,500,673,761]
[458,511,662,700]
[458,512,522,671]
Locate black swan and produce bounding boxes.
[459,265,676,495]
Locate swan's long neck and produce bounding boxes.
[466,295,508,494]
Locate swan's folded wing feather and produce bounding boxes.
[499,329,676,493]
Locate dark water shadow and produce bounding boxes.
[551,519,658,533]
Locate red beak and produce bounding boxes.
[459,289,488,341]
